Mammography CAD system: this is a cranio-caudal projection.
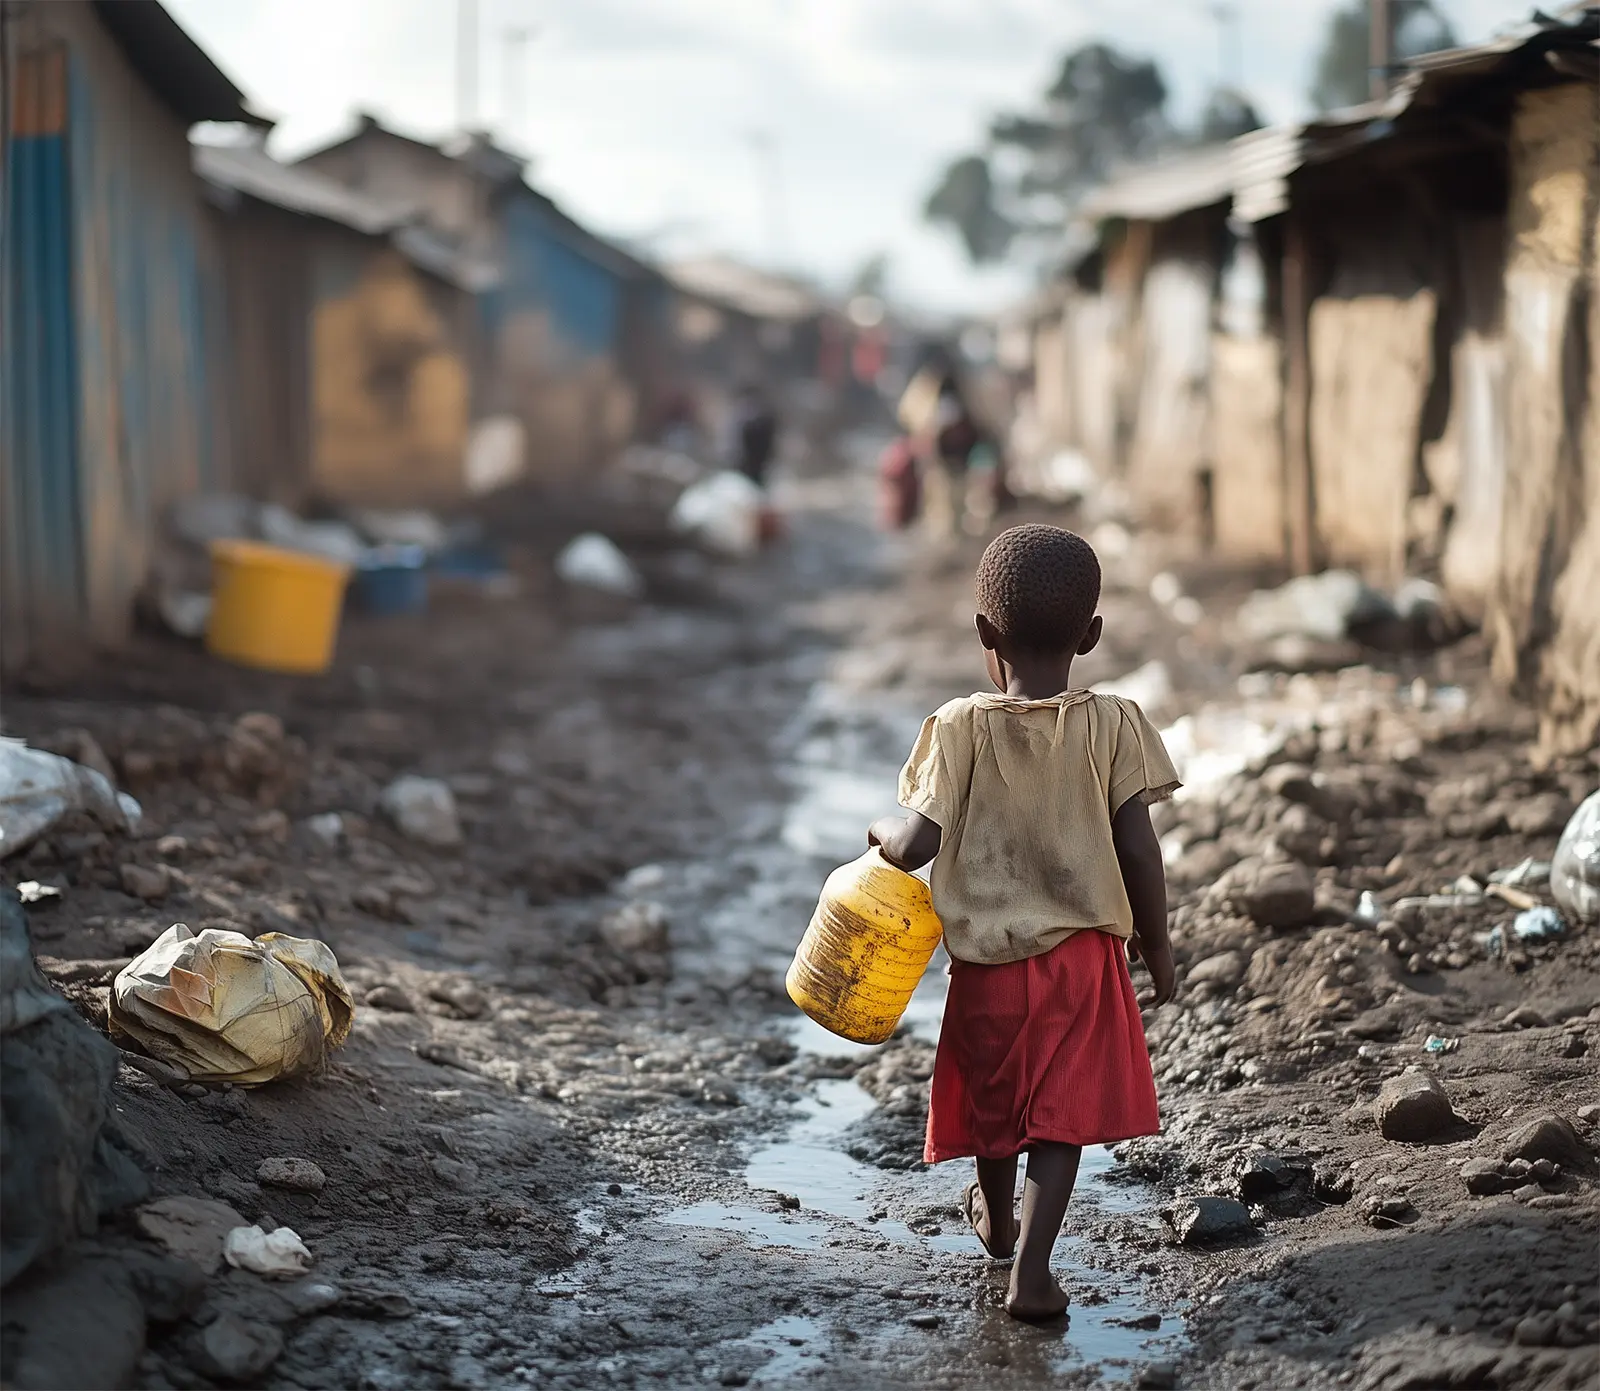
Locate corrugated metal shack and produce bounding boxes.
[1022,7,1599,753]
[1,0,262,674]
[197,141,486,508]
[296,118,664,485]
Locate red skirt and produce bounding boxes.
[924,929,1160,1163]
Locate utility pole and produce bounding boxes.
[744,129,786,268]
[1208,3,1241,92]
[456,0,479,131]
[1369,0,1392,101]
[503,27,534,148]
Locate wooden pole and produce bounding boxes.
[1281,212,1315,574]
[1369,0,1391,102]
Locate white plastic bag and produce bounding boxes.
[224,1225,313,1277]
[670,471,764,558]
[378,775,462,847]
[555,534,643,598]
[1551,790,1600,925]
[0,740,141,860]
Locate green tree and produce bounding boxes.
[1198,88,1263,143]
[1310,0,1457,111]
[925,42,1172,265]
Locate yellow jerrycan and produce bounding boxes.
[787,848,944,1045]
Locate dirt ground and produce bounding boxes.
[2,451,1597,1391]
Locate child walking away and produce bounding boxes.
[867,525,1179,1322]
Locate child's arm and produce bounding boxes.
[1111,797,1176,1006]
[868,810,941,873]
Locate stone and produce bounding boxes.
[1577,1104,1600,1126]
[1238,861,1316,929]
[1137,1365,1178,1391]
[0,1255,146,1391]
[1237,1152,1294,1201]
[1166,1195,1254,1245]
[119,863,171,901]
[1461,1158,1512,1196]
[1512,1312,1558,1347]
[1364,1194,1418,1228]
[1186,951,1247,990]
[601,900,669,953]
[1507,794,1571,838]
[1261,763,1318,806]
[1560,1032,1587,1057]
[1503,1006,1549,1029]
[1375,1069,1459,1142]
[364,983,415,1012]
[135,1195,246,1272]
[1312,1162,1354,1204]
[907,1312,940,1329]
[121,1247,207,1323]
[189,1313,284,1382]
[1501,1114,1593,1171]
[379,775,462,848]
[256,1156,326,1193]
[427,978,487,1019]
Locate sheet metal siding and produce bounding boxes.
[68,44,219,646]
[491,196,621,358]
[2,48,87,666]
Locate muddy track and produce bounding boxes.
[4,466,1597,1391]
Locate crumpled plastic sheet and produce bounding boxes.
[1552,790,1600,926]
[0,739,141,860]
[224,1225,313,1277]
[110,924,354,1086]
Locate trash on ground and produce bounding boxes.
[464,414,528,495]
[555,533,645,598]
[15,882,63,905]
[1235,570,1393,645]
[1490,858,1552,889]
[348,509,448,553]
[379,775,462,848]
[1551,790,1600,925]
[1511,906,1567,943]
[110,924,354,1085]
[1350,890,1384,927]
[1479,925,1506,958]
[258,505,367,566]
[670,471,765,557]
[1487,882,1541,912]
[1094,659,1173,712]
[156,589,213,639]
[223,1225,313,1278]
[0,739,142,860]
[1423,1035,1460,1054]
[304,813,346,848]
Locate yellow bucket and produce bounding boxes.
[787,848,944,1045]
[206,540,351,675]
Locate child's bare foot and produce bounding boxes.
[1005,1271,1070,1323]
[963,1181,1016,1260]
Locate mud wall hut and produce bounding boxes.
[0,0,263,675]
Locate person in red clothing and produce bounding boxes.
[868,524,1178,1322]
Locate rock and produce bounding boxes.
[907,1312,941,1329]
[1137,1365,1178,1391]
[1461,1158,1512,1196]
[119,863,171,901]
[1166,1194,1254,1245]
[1187,951,1247,990]
[1364,1194,1418,1228]
[427,978,487,1019]
[1238,861,1316,929]
[1260,763,1318,805]
[256,1156,327,1193]
[364,983,415,1013]
[1501,1114,1593,1171]
[122,1246,207,1323]
[378,776,462,848]
[1312,1162,1354,1204]
[0,1255,146,1391]
[338,1284,415,1319]
[189,1313,284,1382]
[135,1195,246,1272]
[1577,1104,1600,1126]
[1237,1152,1294,1201]
[1560,1032,1587,1057]
[1513,1312,1558,1347]
[1507,793,1571,838]
[1375,1069,1459,1142]
[1503,1006,1549,1029]
[601,900,669,953]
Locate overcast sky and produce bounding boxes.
[169,0,1528,315]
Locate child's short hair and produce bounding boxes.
[975,524,1101,652]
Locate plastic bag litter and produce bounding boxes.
[258,505,367,566]
[224,1225,313,1277]
[1512,905,1567,942]
[0,739,142,860]
[1235,571,1393,645]
[670,471,764,557]
[1551,790,1600,926]
[379,775,462,848]
[555,533,644,598]
[110,924,354,1085]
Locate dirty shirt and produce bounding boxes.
[898,691,1180,965]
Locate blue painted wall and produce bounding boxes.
[487,193,622,358]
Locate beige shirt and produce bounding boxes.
[898,691,1180,965]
